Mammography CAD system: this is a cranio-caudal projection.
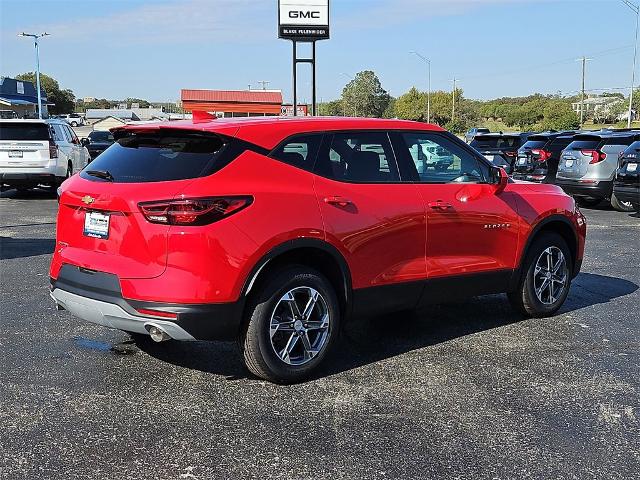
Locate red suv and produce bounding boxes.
[50,117,586,383]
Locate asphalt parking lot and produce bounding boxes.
[1,188,638,480]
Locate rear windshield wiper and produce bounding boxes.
[86,169,114,182]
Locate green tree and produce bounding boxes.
[15,72,75,115]
[124,97,151,108]
[382,97,397,118]
[318,99,343,116]
[541,101,580,130]
[341,70,390,117]
[394,87,427,121]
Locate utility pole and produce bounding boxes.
[257,80,270,90]
[410,51,431,123]
[622,0,639,127]
[18,32,50,119]
[577,56,592,127]
[451,77,457,121]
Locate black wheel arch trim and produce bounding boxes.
[241,238,353,313]
[514,214,580,287]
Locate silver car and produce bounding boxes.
[555,131,639,211]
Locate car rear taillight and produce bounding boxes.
[49,139,58,158]
[504,151,517,158]
[138,196,253,226]
[581,149,607,164]
[531,149,551,162]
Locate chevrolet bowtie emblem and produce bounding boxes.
[81,195,95,205]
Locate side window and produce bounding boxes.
[315,131,399,183]
[52,125,67,143]
[64,125,78,144]
[49,125,61,142]
[401,132,489,183]
[270,134,322,171]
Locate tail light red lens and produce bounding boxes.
[531,149,551,162]
[581,149,607,164]
[504,151,516,157]
[49,139,58,158]
[138,196,253,226]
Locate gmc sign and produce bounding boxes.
[278,0,330,41]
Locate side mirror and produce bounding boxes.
[81,138,89,146]
[495,167,508,194]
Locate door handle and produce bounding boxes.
[324,196,353,207]
[428,200,452,211]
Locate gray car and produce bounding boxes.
[555,131,640,211]
[464,127,490,143]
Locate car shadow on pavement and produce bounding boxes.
[0,236,56,260]
[0,187,57,199]
[134,272,638,382]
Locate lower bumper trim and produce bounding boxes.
[51,288,196,340]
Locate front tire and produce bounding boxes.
[508,232,572,318]
[610,192,635,212]
[240,266,340,383]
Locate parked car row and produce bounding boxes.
[467,127,640,212]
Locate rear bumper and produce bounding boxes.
[50,264,244,341]
[1,172,57,185]
[613,183,639,205]
[555,179,613,200]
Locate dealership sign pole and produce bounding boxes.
[278,0,330,116]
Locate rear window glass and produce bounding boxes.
[89,131,114,142]
[566,139,602,150]
[0,123,50,141]
[603,136,635,147]
[472,136,520,149]
[520,140,548,150]
[80,131,227,183]
[550,136,575,148]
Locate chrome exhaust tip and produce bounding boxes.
[145,324,171,342]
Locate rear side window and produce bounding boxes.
[0,123,50,141]
[80,131,227,183]
[315,132,399,183]
[270,134,322,171]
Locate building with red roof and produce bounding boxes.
[180,89,283,117]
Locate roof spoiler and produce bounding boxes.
[193,110,216,122]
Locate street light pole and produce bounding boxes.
[410,51,431,123]
[18,32,50,119]
[622,0,639,128]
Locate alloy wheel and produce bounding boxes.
[269,286,330,366]
[533,246,568,305]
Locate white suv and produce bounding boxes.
[0,119,90,191]
[60,113,85,127]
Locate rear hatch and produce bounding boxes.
[514,137,550,175]
[0,121,52,169]
[557,136,603,179]
[55,128,229,279]
[616,141,640,186]
[471,135,520,169]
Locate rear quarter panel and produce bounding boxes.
[122,151,325,303]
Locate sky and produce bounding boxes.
[0,0,637,103]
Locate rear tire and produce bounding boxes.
[575,197,601,208]
[240,266,340,383]
[57,163,73,187]
[508,232,572,318]
[610,192,635,212]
